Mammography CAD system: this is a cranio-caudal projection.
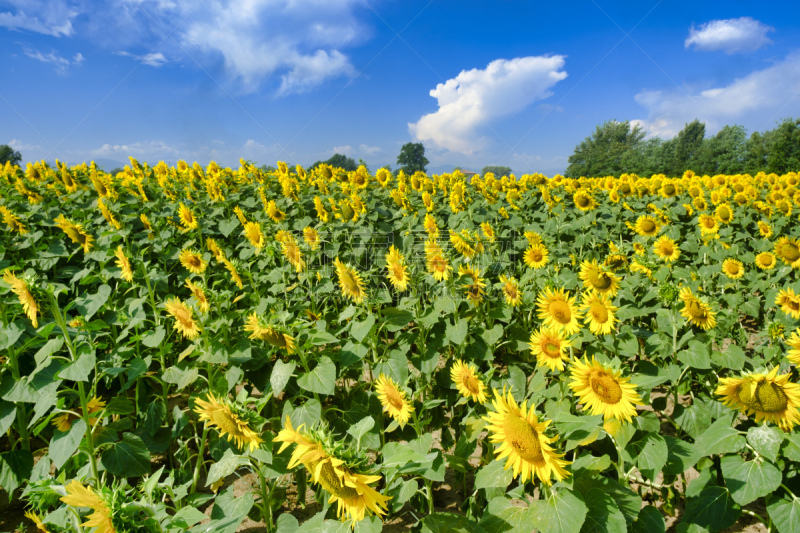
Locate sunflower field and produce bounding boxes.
[1,158,800,533]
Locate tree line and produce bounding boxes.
[565,117,800,178]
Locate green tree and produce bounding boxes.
[0,144,22,166]
[766,117,800,173]
[310,153,358,171]
[743,130,774,174]
[673,119,706,174]
[566,120,645,177]
[692,125,746,175]
[481,165,512,177]
[396,142,429,173]
[620,137,668,177]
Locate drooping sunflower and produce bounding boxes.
[529,327,571,372]
[374,374,413,427]
[424,239,452,281]
[53,214,93,253]
[698,214,720,235]
[580,293,618,336]
[536,287,582,335]
[178,202,198,230]
[179,248,207,275]
[53,396,106,432]
[385,246,410,291]
[194,393,264,451]
[569,356,643,423]
[61,480,116,533]
[775,236,800,268]
[333,257,367,303]
[266,200,286,223]
[716,367,800,431]
[222,258,244,289]
[423,213,438,237]
[499,274,522,307]
[164,297,202,340]
[653,235,680,263]
[722,259,745,280]
[114,246,134,282]
[243,312,295,353]
[281,235,305,273]
[185,279,210,314]
[523,243,549,269]
[634,215,660,238]
[458,264,486,306]
[243,221,264,250]
[483,388,571,485]
[786,329,800,365]
[2,270,38,327]
[24,510,49,533]
[679,287,716,330]
[758,221,773,238]
[755,251,777,270]
[579,259,620,297]
[605,253,628,271]
[206,237,225,262]
[775,288,800,319]
[303,226,320,250]
[451,360,488,403]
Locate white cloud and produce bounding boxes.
[685,17,773,54]
[0,0,77,37]
[8,139,41,153]
[633,52,800,138]
[116,50,168,67]
[331,145,353,155]
[22,47,85,74]
[409,55,567,154]
[90,140,182,159]
[359,144,381,155]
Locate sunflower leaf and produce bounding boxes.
[721,455,782,506]
[528,487,588,533]
[683,486,740,531]
[746,424,783,463]
[694,416,745,456]
[766,495,800,533]
[297,356,336,396]
[474,459,513,490]
[50,419,86,470]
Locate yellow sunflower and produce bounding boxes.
[679,287,716,330]
[53,214,94,253]
[2,270,38,327]
[24,510,49,533]
[605,253,628,271]
[529,327,571,372]
[758,221,773,238]
[374,374,413,427]
[573,190,596,211]
[266,200,286,223]
[114,246,134,282]
[424,240,452,281]
[786,329,800,365]
[179,249,207,275]
[634,215,659,238]
[243,221,264,250]
[580,293,618,335]
[385,246,410,291]
[569,356,643,423]
[222,258,244,289]
[653,235,680,263]
[499,274,522,307]
[333,257,367,303]
[722,259,745,280]
[715,203,734,224]
[52,396,106,432]
[483,388,571,485]
[775,288,800,319]
[178,202,198,230]
[423,213,438,237]
[458,265,486,306]
[523,243,549,269]
[755,252,777,270]
[716,367,800,431]
[185,279,210,314]
[164,297,202,340]
[536,287,582,335]
[579,259,620,297]
[303,227,320,250]
[243,312,295,353]
[194,393,263,451]
[451,360,488,403]
[698,214,720,235]
[281,235,305,273]
[775,236,800,268]
[61,481,116,533]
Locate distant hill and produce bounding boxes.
[92,158,127,171]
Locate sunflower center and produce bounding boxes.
[781,242,800,261]
[726,263,741,275]
[686,300,708,320]
[431,256,447,272]
[718,207,731,220]
[314,460,360,500]
[738,380,789,413]
[577,196,590,208]
[543,341,561,358]
[640,219,656,233]
[588,370,623,404]
[548,300,572,324]
[187,256,202,268]
[589,301,609,323]
[784,298,800,312]
[391,262,405,280]
[208,407,244,437]
[659,243,674,255]
[174,307,193,327]
[504,285,518,300]
[529,250,543,262]
[384,387,404,411]
[591,272,613,291]
[503,414,544,462]
[461,374,481,395]
[702,217,716,229]
[663,184,676,196]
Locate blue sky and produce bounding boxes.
[2,1,800,175]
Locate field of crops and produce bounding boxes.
[1,158,800,533]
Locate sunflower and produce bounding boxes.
[529,327,571,372]
[53,214,93,253]
[579,260,620,297]
[303,227,320,250]
[605,253,628,271]
[775,288,800,319]
[569,356,643,423]
[451,360,488,403]
[243,221,264,250]
[266,200,285,223]
[715,203,734,224]
[52,396,106,432]
[374,374,413,427]
[580,293,618,336]
[719,259,744,280]
[653,235,680,263]
[775,236,800,268]
[480,222,495,241]
[755,252,777,270]
[24,510,49,533]
[385,246,409,291]
[185,279,210,314]
[758,221,773,238]
[458,265,486,306]
[573,190,596,211]
[483,388,570,485]
[450,229,482,260]
[281,235,305,273]
[2,270,38,327]
[243,312,295,353]
[679,287,716,330]
[164,297,202,339]
[716,367,800,431]
[179,249,207,275]
[206,237,225,262]
[698,214,720,235]
[536,287,582,335]
[114,246,134,282]
[524,243,549,269]
[0,206,27,234]
[423,213,438,237]
[333,258,367,303]
[194,393,264,451]
[499,274,521,306]
[524,231,542,245]
[313,196,329,222]
[61,481,116,533]
[634,215,659,238]
[222,258,244,289]
[424,239,452,281]
[786,329,800,365]
[178,202,198,230]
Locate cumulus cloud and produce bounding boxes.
[633,52,800,138]
[409,56,567,154]
[0,0,77,37]
[685,17,773,54]
[22,47,85,74]
[116,50,168,67]
[90,140,182,159]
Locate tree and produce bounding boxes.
[766,118,800,174]
[692,125,746,175]
[673,120,706,174]
[396,142,428,174]
[566,120,645,177]
[481,165,512,177]
[309,153,358,172]
[0,145,22,166]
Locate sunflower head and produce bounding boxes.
[722,259,745,280]
[333,257,367,303]
[524,243,549,269]
[579,260,620,296]
[374,374,413,426]
[569,356,643,423]
[194,393,264,451]
[679,287,717,330]
[775,237,800,268]
[653,235,680,263]
[536,287,582,335]
[755,252,777,270]
[716,367,800,431]
[451,360,488,403]
[634,215,659,238]
[529,327,571,372]
[775,288,800,319]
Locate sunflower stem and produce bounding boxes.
[191,425,210,494]
[6,344,30,451]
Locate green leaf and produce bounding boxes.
[50,419,86,470]
[0,402,16,436]
[382,308,413,332]
[170,507,208,530]
[276,514,300,533]
[271,360,295,395]
[445,318,468,346]
[34,338,64,366]
[206,449,250,486]
[0,449,33,496]
[421,513,486,533]
[346,416,375,446]
[663,436,700,476]
[627,433,668,482]
[710,344,745,371]
[682,486,740,532]
[478,497,530,533]
[162,366,199,391]
[529,487,588,533]
[720,455,782,506]
[767,496,800,533]
[474,460,513,490]
[579,488,627,533]
[59,348,95,382]
[679,339,711,369]
[350,315,375,343]
[142,326,166,348]
[77,284,111,320]
[693,417,745,456]
[218,216,239,237]
[782,432,800,462]
[288,399,321,431]
[630,505,665,533]
[297,356,336,395]
[101,432,151,478]
[746,424,783,463]
[308,329,339,345]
